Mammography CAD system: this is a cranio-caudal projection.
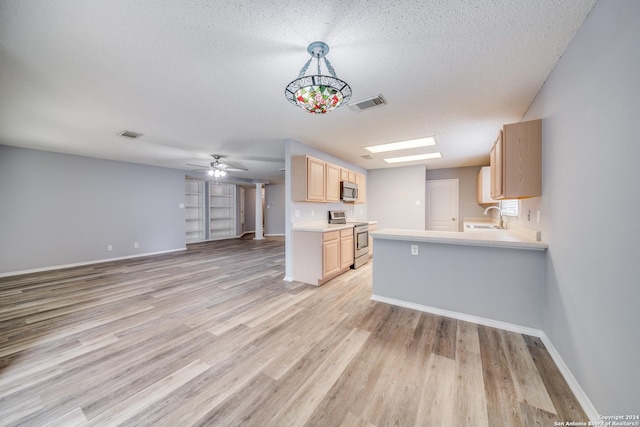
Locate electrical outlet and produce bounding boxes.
[107,245,113,251]
[295,209,300,218]
[411,245,419,255]
[134,242,139,248]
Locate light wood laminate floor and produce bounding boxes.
[0,238,587,426]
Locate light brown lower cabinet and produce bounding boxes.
[293,228,354,286]
[340,230,354,270]
[322,231,341,278]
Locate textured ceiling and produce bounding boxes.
[0,0,597,183]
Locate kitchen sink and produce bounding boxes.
[465,224,503,230]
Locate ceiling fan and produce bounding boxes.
[187,155,247,177]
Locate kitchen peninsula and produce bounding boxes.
[370,226,547,331]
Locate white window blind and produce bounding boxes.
[500,199,519,217]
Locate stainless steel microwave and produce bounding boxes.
[340,181,358,202]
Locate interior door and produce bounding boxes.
[426,179,459,231]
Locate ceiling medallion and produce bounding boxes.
[285,41,352,114]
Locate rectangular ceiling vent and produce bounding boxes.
[348,94,387,112]
[118,130,144,139]
[361,155,374,160]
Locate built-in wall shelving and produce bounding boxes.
[185,179,205,243]
[184,179,238,243]
[209,183,236,239]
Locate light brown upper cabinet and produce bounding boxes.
[292,155,326,202]
[476,166,497,204]
[355,172,366,203]
[341,168,356,183]
[490,119,542,199]
[292,155,365,203]
[325,163,341,202]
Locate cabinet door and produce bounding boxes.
[340,232,354,269]
[502,119,542,198]
[307,157,326,202]
[490,131,504,199]
[326,163,341,202]
[477,166,497,204]
[355,173,366,203]
[476,169,483,204]
[322,238,341,278]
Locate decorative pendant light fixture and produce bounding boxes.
[285,41,352,114]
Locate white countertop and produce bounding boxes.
[292,220,377,232]
[371,228,547,250]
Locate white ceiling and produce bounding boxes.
[0,0,597,184]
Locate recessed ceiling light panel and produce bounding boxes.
[384,152,442,163]
[365,136,436,153]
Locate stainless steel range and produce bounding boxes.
[352,222,369,269]
[328,210,369,269]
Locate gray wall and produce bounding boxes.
[367,165,426,230]
[265,183,285,236]
[426,166,491,231]
[372,238,544,329]
[520,0,639,414]
[0,145,186,274]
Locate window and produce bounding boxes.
[500,199,519,217]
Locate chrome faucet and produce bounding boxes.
[484,206,504,228]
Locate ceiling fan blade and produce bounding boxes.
[186,163,208,169]
[225,167,248,172]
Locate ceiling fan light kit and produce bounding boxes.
[285,41,352,114]
[187,154,246,178]
[208,168,226,177]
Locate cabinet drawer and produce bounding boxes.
[340,228,353,238]
[323,230,341,242]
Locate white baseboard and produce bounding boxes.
[265,233,285,237]
[0,247,187,278]
[370,294,541,336]
[370,294,599,422]
[283,276,293,282]
[538,332,600,421]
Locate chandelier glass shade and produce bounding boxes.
[285,42,352,114]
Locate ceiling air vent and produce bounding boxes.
[361,155,374,160]
[348,94,387,112]
[118,130,144,139]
